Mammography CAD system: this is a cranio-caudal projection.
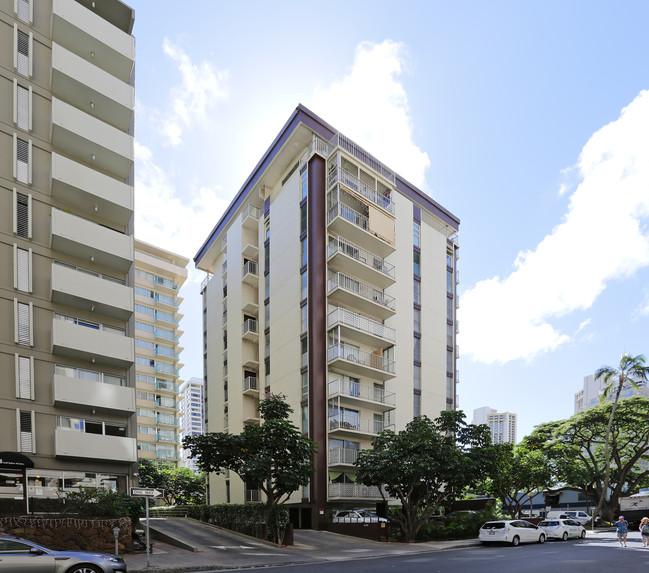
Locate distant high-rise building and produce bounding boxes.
[473,407,517,444]
[574,373,649,413]
[195,104,461,528]
[0,0,136,513]
[179,377,205,471]
[134,240,188,467]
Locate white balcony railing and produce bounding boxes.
[328,201,369,233]
[328,482,386,499]
[242,260,258,279]
[328,132,396,185]
[242,318,258,336]
[329,447,359,465]
[328,167,395,214]
[243,376,258,392]
[328,414,387,435]
[328,378,396,406]
[328,344,395,374]
[328,273,395,311]
[327,307,395,343]
[328,237,395,279]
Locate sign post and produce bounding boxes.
[130,488,164,567]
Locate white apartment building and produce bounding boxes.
[574,373,649,413]
[134,240,188,467]
[179,376,205,471]
[472,406,517,444]
[0,0,137,513]
[195,105,461,529]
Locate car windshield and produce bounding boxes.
[481,522,505,529]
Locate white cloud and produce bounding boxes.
[134,141,228,280]
[312,40,430,189]
[156,39,229,146]
[459,89,649,364]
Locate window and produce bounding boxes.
[135,269,155,282]
[265,273,270,299]
[14,81,31,131]
[136,356,154,367]
[447,269,453,294]
[413,307,420,334]
[135,286,153,298]
[135,303,154,316]
[302,404,309,434]
[413,222,421,248]
[413,364,421,391]
[135,321,154,333]
[300,202,307,234]
[414,279,421,306]
[414,338,421,362]
[14,245,31,292]
[136,390,155,401]
[301,371,309,400]
[301,304,307,333]
[16,0,32,23]
[413,393,421,418]
[301,167,308,200]
[14,136,31,184]
[14,26,32,77]
[135,338,155,350]
[413,250,420,276]
[14,191,31,238]
[301,337,308,368]
[15,354,33,399]
[301,271,307,301]
[300,237,307,267]
[17,409,34,452]
[447,349,454,373]
[14,300,32,346]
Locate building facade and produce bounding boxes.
[195,105,460,528]
[134,240,188,468]
[0,0,137,513]
[574,373,649,413]
[472,406,517,444]
[179,376,205,472]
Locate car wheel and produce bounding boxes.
[511,535,520,547]
[538,533,545,544]
[562,531,569,541]
[580,530,586,539]
[65,565,102,573]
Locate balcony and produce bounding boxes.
[51,98,133,179]
[51,0,135,83]
[328,414,389,437]
[51,262,132,321]
[327,272,395,321]
[243,376,259,396]
[154,310,178,327]
[156,432,177,444]
[328,482,386,500]
[328,166,395,215]
[327,307,395,349]
[242,260,258,286]
[327,199,395,258]
[242,318,258,342]
[51,43,134,131]
[154,292,178,310]
[51,208,133,272]
[327,237,395,289]
[156,413,177,427]
[52,316,133,368]
[241,284,259,315]
[155,362,179,378]
[155,345,178,360]
[55,429,137,463]
[51,153,133,227]
[242,204,260,229]
[328,378,396,411]
[156,397,177,411]
[53,373,135,414]
[155,275,178,294]
[155,380,179,393]
[328,447,359,467]
[328,344,395,381]
[154,328,178,344]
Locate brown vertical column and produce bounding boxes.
[307,154,327,529]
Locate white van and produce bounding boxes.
[545,510,592,525]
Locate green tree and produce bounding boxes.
[593,353,649,522]
[528,396,649,521]
[354,410,496,542]
[60,488,143,522]
[182,395,317,542]
[137,460,206,506]
[485,441,553,518]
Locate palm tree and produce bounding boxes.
[592,354,649,523]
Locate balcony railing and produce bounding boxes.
[53,260,125,285]
[328,482,386,499]
[242,260,258,279]
[156,414,177,426]
[155,346,178,359]
[156,397,176,409]
[328,237,395,279]
[327,273,395,311]
[154,292,177,307]
[298,135,330,169]
[328,378,396,406]
[156,380,178,393]
[328,132,396,185]
[155,362,178,377]
[154,328,178,343]
[155,276,178,291]
[328,344,395,375]
[242,318,258,337]
[221,261,228,276]
[155,310,178,325]
[329,447,359,465]
[243,376,258,392]
[328,167,395,214]
[328,201,369,233]
[328,414,386,434]
[242,204,260,221]
[327,307,395,343]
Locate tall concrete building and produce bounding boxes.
[179,376,205,472]
[0,0,136,513]
[574,373,649,413]
[472,406,517,444]
[134,240,188,467]
[195,105,460,528]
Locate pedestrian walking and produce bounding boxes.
[640,517,649,547]
[615,515,629,547]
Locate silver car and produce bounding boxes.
[0,536,127,572]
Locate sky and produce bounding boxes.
[128,0,649,440]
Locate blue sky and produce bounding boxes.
[128,0,649,440]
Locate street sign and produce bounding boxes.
[130,487,164,498]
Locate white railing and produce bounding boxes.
[328,272,395,311]
[328,344,395,374]
[328,482,386,499]
[328,378,396,406]
[242,204,261,221]
[327,201,370,232]
[328,167,395,214]
[329,447,358,465]
[327,237,394,279]
[299,136,330,168]
[200,273,212,293]
[242,318,258,336]
[328,307,396,343]
[242,260,258,279]
[328,414,388,434]
[328,133,396,184]
[243,376,258,392]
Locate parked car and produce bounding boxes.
[332,509,388,523]
[0,535,127,572]
[479,520,546,546]
[545,510,592,525]
[537,518,586,541]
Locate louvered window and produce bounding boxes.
[16,0,31,23]
[16,83,29,130]
[16,137,29,183]
[16,355,33,399]
[15,246,30,292]
[16,301,31,346]
[16,29,29,76]
[15,192,30,238]
[18,409,34,453]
